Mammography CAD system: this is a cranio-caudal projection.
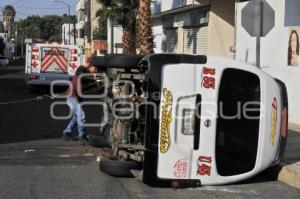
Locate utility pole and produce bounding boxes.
[67,4,71,45]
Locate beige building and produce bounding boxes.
[76,0,106,57]
[90,0,103,41]
[152,0,235,58]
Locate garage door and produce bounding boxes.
[183,26,208,55]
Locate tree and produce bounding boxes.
[16,15,76,42]
[96,0,138,54]
[3,5,16,18]
[138,0,154,54]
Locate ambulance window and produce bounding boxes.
[216,69,260,176]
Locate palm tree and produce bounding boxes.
[96,0,138,54]
[3,5,16,38]
[138,0,154,54]
[3,5,16,18]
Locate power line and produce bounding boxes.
[15,6,66,10]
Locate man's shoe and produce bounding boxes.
[78,135,89,145]
[63,133,73,141]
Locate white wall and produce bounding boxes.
[152,19,163,53]
[62,24,75,45]
[107,20,123,54]
[152,0,194,14]
[236,0,300,124]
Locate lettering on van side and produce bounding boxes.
[202,67,216,89]
[160,88,173,154]
[197,156,212,176]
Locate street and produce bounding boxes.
[0,66,299,199]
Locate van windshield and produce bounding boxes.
[216,68,261,176]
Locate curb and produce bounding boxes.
[277,161,300,189]
[289,123,300,133]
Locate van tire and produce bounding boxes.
[99,156,142,177]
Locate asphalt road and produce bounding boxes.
[0,66,101,144]
[0,66,299,199]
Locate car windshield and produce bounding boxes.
[216,68,261,176]
[0,57,7,60]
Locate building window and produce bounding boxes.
[79,29,84,38]
[190,10,209,27]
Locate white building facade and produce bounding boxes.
[236,0,300,128]
[62,23,75,45]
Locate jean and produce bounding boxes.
[63,96,86,137]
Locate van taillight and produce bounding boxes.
[71,49,78,54]
[32,47,39,52]
[281,108,288,138]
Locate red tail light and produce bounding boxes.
[29,75,38,80]
[32,47,39,52]
[32,55,39,60]
[71,56,77,61]
[71,49,78,54]
[281,108,288,138]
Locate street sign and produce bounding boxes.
[242,0,275,37]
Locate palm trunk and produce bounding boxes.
[138,0,154,55]
[122,23,136,54]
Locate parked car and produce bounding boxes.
[92,54,288,187]
[0,56,9,66]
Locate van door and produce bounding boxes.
[157,63,203,179]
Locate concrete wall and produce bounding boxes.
[236,0,300,124]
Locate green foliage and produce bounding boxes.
[96,0,138,27]
[93,26,107,40]
[16,15,76,42]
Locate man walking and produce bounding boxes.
[63,63,97,144]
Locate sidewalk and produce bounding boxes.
[275,129,300,189]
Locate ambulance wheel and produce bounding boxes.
[99,156,142,177]
[29,85,39,93]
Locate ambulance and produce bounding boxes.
[25,40,84,90]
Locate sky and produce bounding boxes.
[0,0,76,20]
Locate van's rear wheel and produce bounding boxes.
[99,156,142,177]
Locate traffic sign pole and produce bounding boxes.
[241,0,275,68]
[256,0,261,67]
